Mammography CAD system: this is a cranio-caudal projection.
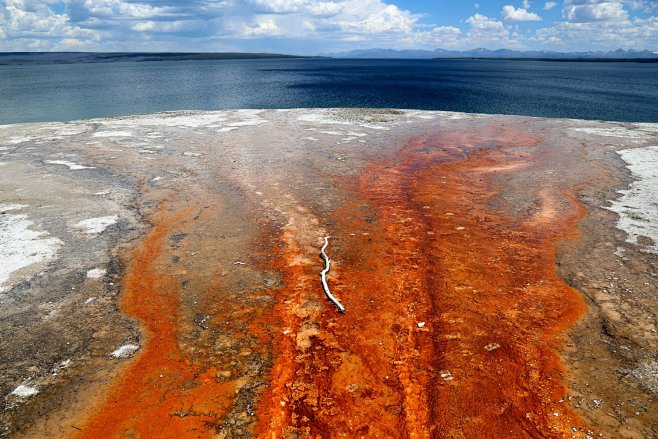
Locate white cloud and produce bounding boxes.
[132,21,156,32]
[535,14,658,47]
[242,18,280,36]
[466,14,507,30]
[413,25,462,47]
[625,0,658,13]
[217,0,420,41]
[502,5,542,21]
[351,5,415,33]
[563,0,628,22]
[531,0,658,50]
[0,0,425,50]
[465,13,522,46]
[249,0,342,16]
[68,0,173,21]
[0,0,655,52]
[0,0,100,51]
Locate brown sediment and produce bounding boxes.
[255,124,592,437]
[75,201,236,438]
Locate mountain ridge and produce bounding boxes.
[0,52,311,65]
[331,48,658,59]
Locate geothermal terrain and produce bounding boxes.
[0,109,656,438]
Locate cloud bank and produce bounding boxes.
[0,0,655,52]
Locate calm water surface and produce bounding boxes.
[1,58,657,124]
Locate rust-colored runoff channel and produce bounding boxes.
[76,124,592,438]
[255,125,592,438]
[76,202,235,438]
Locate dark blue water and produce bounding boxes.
[1,58,657,124]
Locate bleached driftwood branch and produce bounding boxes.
[320,236,345,313]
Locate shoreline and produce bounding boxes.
[1,109,656,437]
[2,108,657,129]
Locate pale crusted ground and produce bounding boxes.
[0,109,656,438]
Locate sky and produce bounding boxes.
[0,0,657,54]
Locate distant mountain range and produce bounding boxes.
[0,52,308,65]
[332,48,658,60]
[1,49,657,66]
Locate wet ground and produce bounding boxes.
[0,109,656,438]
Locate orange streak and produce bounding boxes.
[255,125,591,437]
[77,203,235,438]
[362,128,590,437]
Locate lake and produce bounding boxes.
[1,58,657,124]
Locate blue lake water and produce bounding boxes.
[1,58,657,124]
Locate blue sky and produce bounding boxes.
[0,0,656,53]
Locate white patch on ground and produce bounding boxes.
[111,344,139,358]
[94,191,111,196]
[55,359,71,370]
[11,384,39,398]
[297,110,395,129]
[138,149,156,154]
[72,215,118,234]
[414,114,436,120]
[361,124,390,130]
[572,127,650,141]
[45,160,95,170]
[52,125,88,137]
[86,268,106,279]
[302,137,319,141]
[235,109,264,116]
[88,110,267,133]
[442,112,473,120]
[151,176,162,182]
[632,123,658,133]
[629,360,658,394]
[1,203,26,212]
[183,151,202,157]
[93,130,133,138]
[126,114,225,128]
[297,113,349,125]
[317,130,342,136]
[5,136,32,145]
[614,247,626,259]
[0,162,7,166]
[120,142,150,149]
[0,204,62,292]
[99,111,271,130]
[83,297,96,305]
[606,146,658,254]
[226,119,267,127]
